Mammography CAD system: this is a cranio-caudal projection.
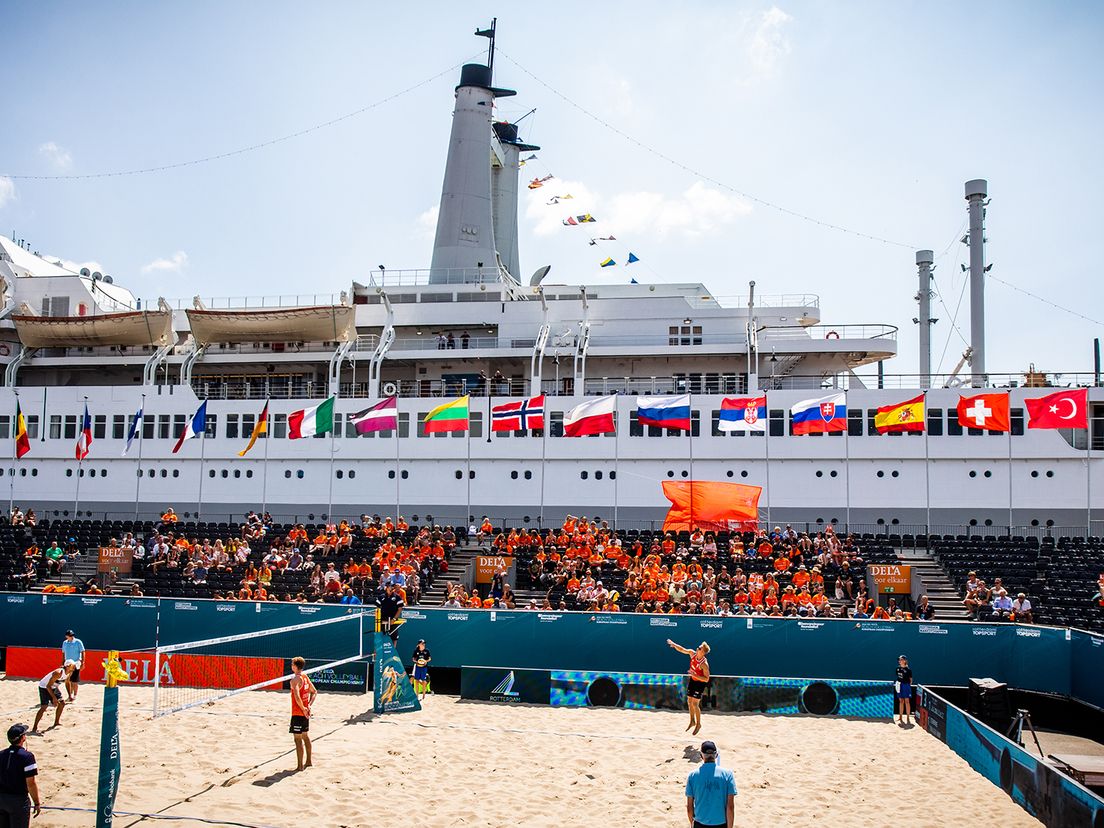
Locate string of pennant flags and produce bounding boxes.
[14,387,1088,462]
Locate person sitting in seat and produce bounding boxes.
[1011,593,1033,624]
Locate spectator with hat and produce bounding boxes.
[0,723,41,825]
[685,740,735,828]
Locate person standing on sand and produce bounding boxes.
[685,740,735,828]
[289,657,317,771]
[667,639,710,735]
[895,654,914,725]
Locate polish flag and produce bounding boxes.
[563,394,617,437]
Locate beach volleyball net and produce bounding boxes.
[152,611,367,716]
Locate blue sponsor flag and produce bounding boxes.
[373,633,421,714]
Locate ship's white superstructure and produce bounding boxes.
[0,27,1098,534]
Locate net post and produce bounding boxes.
[152,648,160,717]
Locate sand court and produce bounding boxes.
[0,680,1039,827]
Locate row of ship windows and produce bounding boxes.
[3,407,1090,443]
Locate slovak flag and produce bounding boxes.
[1025,388,1088,429]
[718,396,767,433]
[564,394,617,437]
[791,394,847,435]
[172,401,208,453]
[956,393,1010,432]
[75,403,93,460]
[635,395,691,431]
[492,395,546,432]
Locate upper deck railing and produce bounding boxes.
[691,293,820,310]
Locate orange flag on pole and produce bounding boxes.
[661,480,761,532]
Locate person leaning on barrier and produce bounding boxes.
[0,724,41,826]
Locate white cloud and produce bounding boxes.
[0,177,15,209]
[141,250,188,274]
[42,254,106,274]
[415,204,439,239]
[38,141,72,171]
[748,7,793,78]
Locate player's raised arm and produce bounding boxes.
[667,639,693,655]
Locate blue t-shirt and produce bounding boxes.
[685,762,737,825]
[61,638,85,664]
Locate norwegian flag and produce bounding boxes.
[492,395,546,432]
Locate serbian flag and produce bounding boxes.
[171,401,208,453]
[564,394,616,437]
[350,397,398,434]
[288,397,335,439]
[75,402,93,460]
[791,394,847,435]
[237,401,269,456]
[492,395,545,432]
[956,393,1010,431]
[636,395,690,431]
[874,394,925,434]
[1026,388,1088,429]
[719,396,767,433]
[13,402,29,460]
[423,395,469,434]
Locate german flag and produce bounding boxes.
[14,402,29,459]
[238,400,269,457]
[874,394,925,434]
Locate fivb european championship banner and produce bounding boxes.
[373,633,420,715]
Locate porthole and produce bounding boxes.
[221,470,229,478]
[830,518,838,524]
[680,470,688,478]
[726,470,734,478]
[209,470,216,478]
[983,470,992,478]
[284,470,292,479]
[829,470,838,478]
[610,471,616,480]
[65,469,72,478]
[667,470,675,478]
[815,470,824,478]
[30,469,37,477]
[969,471,977,478]
[876,518,885,525]
[816,518,824,525]
[891,470,899,478]
[741,471,749,478]
[388,471,396,479]
[336,470,344,479]
[1046,519,1055,527]
[21,469,27,477]
[891,518,899,525]
[246,470,253,479]
[349,470,356,479]
[297,470,304,479]
[455,471,463,480]
[89,469,96,478]
[233,470,241,479]
[969,519,978,526]
[1031,519,1040,527]
[401,471,408,479]
[581,471,589,480]
[984,519,993,526]
[1046,470,1055,478]
[523,516,530,523]
[876,471,885,478]
[1031,470,1039,478]
[148,469,155,478]
[510,471,519,480]
[172,469,179,478]
[595,471,603,480]
[523,471,532,480]
[468,470,475,479]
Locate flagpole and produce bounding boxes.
[134,395,146,521]
[1087,424,1092,536]
[9,393,18,517]
[539,412,547,530]
[924,399,931,534]
[327,422,336,521]
[197,412,206,521]
[1007,421,1014,534]
[688,393,694,532]
[74,395,87,517]
[394,415,401,522]
[465,422,472,527]
[261,407,269,517]
[764,399,771,529]
[844,411,851,532]
[613,404,619,529]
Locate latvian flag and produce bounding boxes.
[564,394,617,437]
[350,396,398,434]
[492,395,545,432]
[718,396,767,433]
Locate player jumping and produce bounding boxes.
[667,639,710,735]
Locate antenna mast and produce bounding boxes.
[475,18,497,75]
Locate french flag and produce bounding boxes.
[172,401,208,453]
[635,394,691,431]
[791,393,847,435]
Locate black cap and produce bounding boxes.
[700,740,718,756]
[65,630,74,636]
[7,724,27,743]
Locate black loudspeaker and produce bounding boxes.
[968,677,1011,731]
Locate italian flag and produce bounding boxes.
[288,397,335,439]
[424,395,469,434]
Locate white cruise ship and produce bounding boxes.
[0,27,1098,535]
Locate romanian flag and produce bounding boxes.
[874,394,925,434]
[424,395,469,434]
[238,400,269,456]
[14,402,29,459]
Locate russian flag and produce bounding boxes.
[636,394,691,431]
[718,396,767,432]
[791,393,847,435]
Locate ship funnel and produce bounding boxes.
[964,179,988,386]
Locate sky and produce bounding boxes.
[1,1,1102,380]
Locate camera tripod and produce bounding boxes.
[1007,708,1044,758]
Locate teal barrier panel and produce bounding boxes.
[154,598,356,647]
[1070,629,1104,710]
[0,593,158,651]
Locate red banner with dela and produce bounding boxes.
[6,647,284,690]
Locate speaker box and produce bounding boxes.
[968,677,1011,731]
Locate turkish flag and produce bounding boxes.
[1025,388,1088,429]
[956,393,1011,431]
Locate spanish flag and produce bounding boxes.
[874,394,925,434]
[238,400,269,457]
[423,395,469,434]
[14,402,29,459]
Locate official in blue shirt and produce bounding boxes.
[60,630,85,702]
[0,723,42,826]
[685,741,736,828]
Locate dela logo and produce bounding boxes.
[490,671,522,703]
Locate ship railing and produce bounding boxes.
[764,372,1101,391]
[162,294,346,311]
[361,268,502,287]
[688,293,821,310]
[764,323,898,341]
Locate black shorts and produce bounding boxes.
[688,679,709,699]
[69,667,81,683]
[39,688,57,706]
[289,715,310,734]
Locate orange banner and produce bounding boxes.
[475,555,512,584]
[661,480,761,532]
[98,546,134,574]
[868,564,912,594]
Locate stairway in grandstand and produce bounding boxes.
[421,541,484,605]
[895,548,969,619]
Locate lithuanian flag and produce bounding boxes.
[14,402,29,459]
[424,395,469,434]
[874,394,925,434]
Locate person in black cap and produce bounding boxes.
[685,740,736,828]
[0,724,42,826]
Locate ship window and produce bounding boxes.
[983,470,992,478]
[865,409,878,436]
[829,470,838,478]
[336,470,344,479]
[1046,470,1054,478]
[142,414,154,440]
[285,470,292,479]
[246,470,253,478]
[1010,407,1024,436]
[468,469,475,479]
[1031,470,1039,478]
[272,414,288,439]
[64,468,73,478]
[549,412,564,438]
[689,411,700,437]
[877,470,885,478]
[172,469,180,478]
[629,411,644,438]
[455,470,463,479]
[770,410,786,437]
[93,415,106,440]
[669,325,703,346]
[159,469,167,478]
[847,409,862,437]
[581,471,588,480]
[595,471,603,480]
[401,470,408,479]
[667,470,675,478]
[297,470,304,479]
[927,408,944,436]
[112,415,125,439]
[510,471,518,479]
[947,412,963,436]
[816,470,823,478]
[969,470,977,478]
[89,469,96,478]
[204,414,217,438]
[891,470,899,478]
[209,470,216,478]
[148,469,155,478]
[63,415,77,440]
[31,468,37,477]
[49,416,61,440]
[727,470,734,477]
[24,415,38,439]
[0,417,7,440]
[470,412,484,439]
[524,470,532,480]
[389,470,396,479]
[226,414,240,440]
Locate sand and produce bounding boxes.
[0,680,1040,828]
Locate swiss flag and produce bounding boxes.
[956,393,1010,431]
[1025,388,1088,429]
